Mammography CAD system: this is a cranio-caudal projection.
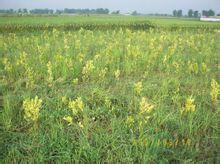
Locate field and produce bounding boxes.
[0,16,220,162]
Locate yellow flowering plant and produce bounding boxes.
[23,96,42,122]
[68,97,84,115]
[134,81,143,95]
[210,79,219,105]
[139,97,154,114]
[82,60,95,79]
[114,69,120,80]
[63,116,73,125]
[47,61,53,87]
[181,96,196,114]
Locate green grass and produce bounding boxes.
[0,16,219,163]
[0,15,143,25]
[1,15,219,33]
[0,15,220,26]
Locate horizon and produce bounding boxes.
[0,0,220,14]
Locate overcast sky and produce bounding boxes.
[1,0,220,14]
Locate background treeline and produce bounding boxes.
[0,8,219,17]
[173,9,218,18]
[0,8,110,15]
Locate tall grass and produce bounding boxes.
[0,17,219,162]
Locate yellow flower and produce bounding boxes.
[94,54,100,60]
[68,97,84,115]
[61,96,68,104]
[134,81,143,95]
[2,57,12,72]
[172,61,180,72]
[214,29,220,33]
[26,67,35,89]
[186,138,191,147]
[99,67,107,80]
[78,122,84,128]
[73,78,79,85]
[104,97,111,108]
[188,61,198,74]
[210,79,219,104]
[63,116,73,125]
[68,100,77,115]
[126,116,134,126]
[47,61,53,86]
[114,69,120,80]
[139,97,154,114]
[202,63,208,73]
[64,37,70,51]
[75,97,84,111]
[77,53,85,62]
[82,60,95,77]
[181,96,196,114]
[16,52,27,67]
[23,96,42,122]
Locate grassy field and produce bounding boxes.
[0,15,219,26]
[0,16,220,162]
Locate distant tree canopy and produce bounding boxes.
[111,10,120,15]
[188,9,193,17]
[131,11,138,16]
[207,9,215,16]
[62,8,109,14]
[187,9,199,18]
[0,8,217,17]
[177,10,183,17]
[30,9,54,14]
[193,11,199,18]
[202,10,215,17]
[0,8,109,15]
[173,10,177,17]
[173,9,215,18]
[0,9,14,14]
[147,13,171,16]
[173,10,182,17]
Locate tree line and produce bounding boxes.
[0,8,219,17]
[173,9,217,18]
[0,8,110,15]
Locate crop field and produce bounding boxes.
[0,16,220,162]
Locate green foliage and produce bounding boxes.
[0,16,220,162]
[173,10,183,17]
[202,10,215,17]
[188,9,193,18]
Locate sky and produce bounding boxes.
[1,0,220,14]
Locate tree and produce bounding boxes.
[111,10,120,15]
[48,9,53,14]
[116,10,120,14]
[193,11,199,18]
[0,9,15,14]
[202,9,215,17]
[96,8,109,14]
[173,10,177,17]
[202,10,208,16]
[18,8,22,13]
[23,8,28,13]
[29,9,54,14]
[177,10,182,17]
[9,9,14,14]
[131,11,138,16]
[104,8,110,14]
[188,9,193,17]
[208,9,215,16]
[55,10,63,14]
